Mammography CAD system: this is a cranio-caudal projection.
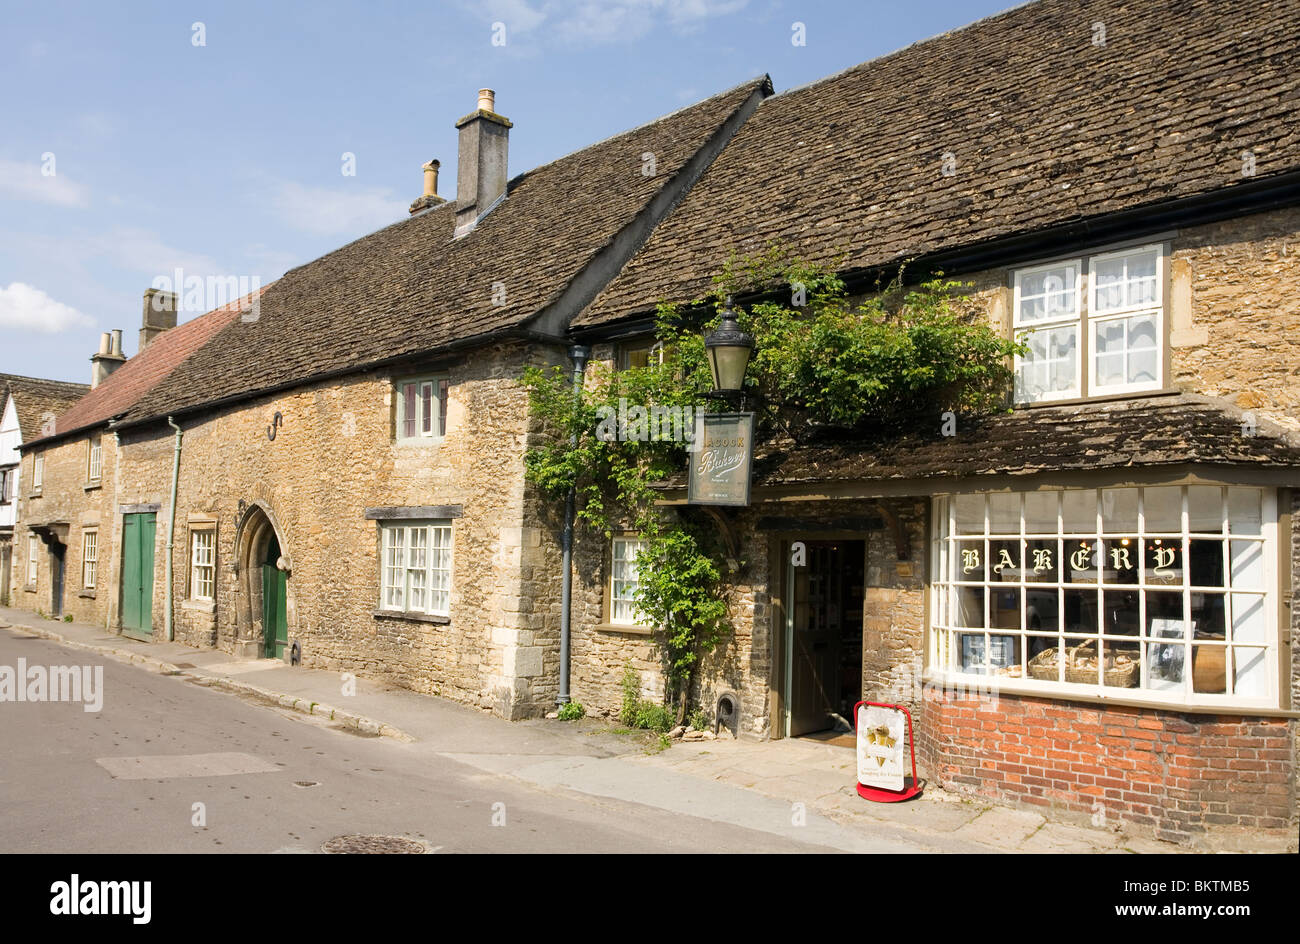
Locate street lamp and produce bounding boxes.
[704,299,754,400]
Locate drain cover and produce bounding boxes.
[322,835,425,854]
[293,780,319,788]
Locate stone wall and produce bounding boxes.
[113,340,563,719]
[10,431,118,627]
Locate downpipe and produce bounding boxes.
[164,416,183,642]
[558,344,590,706]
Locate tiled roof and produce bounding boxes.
[578,0,1300,327]
[740,395,1300,490]
[0,374,89,443]
[31,294,255,444]
[119,78,771,426]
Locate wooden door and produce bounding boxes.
[121,513,156,637]
[789,543,845,736]
[262,536,287,659]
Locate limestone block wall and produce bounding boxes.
[115,341,559,719]
[10,432,118,627]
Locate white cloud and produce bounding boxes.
[271,181,408,237]
[0,283,93,333]
[462,0,748,44]
[0,158,89,208]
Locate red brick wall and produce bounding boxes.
[919,689,1296,846]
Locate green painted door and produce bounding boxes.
[121,513,156,638]
[262,535,288,659]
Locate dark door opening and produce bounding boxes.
[789,540,864,737]
[49,540,66,619]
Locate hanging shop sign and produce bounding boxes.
[687,412,754,507]
[855,701,922,802]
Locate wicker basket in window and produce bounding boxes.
[1027,642,1138,688]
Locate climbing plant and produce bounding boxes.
[522,244,1021,722]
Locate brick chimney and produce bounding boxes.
[408,159,447,216]
[140,288,178,352]
[453,89,512,238]
[90,330,126,388]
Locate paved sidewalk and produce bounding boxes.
[0,606,1179,853]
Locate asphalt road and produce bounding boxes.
[0,630,845,853]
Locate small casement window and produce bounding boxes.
[81,529,98,589]
[395,377,449,442]
[87,437,102,482]
[380,520,453,616]
[0,468,10,502]
[610,536,650,626]
[618,339,663,371]
[27,535,39,585]
[1012,244,1164,404]
[32,454,43,489]
[190,529,215,601]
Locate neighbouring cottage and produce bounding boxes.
[564,0,1300,848]
[12,80,772,720]
[0,374,88,608]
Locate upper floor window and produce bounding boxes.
[380,520,453,617]
[396,377,448,442]
[32,454,43,490]
[610,536,650,626]
[0,467,11,503]
[1013,244,1164,404]
[618,339,663,371]
[87,437,102,482]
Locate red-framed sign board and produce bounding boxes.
[854,700,923,802]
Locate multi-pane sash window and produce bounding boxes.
[190,530,215,600]
[610,536,650,626]
[380,520,452,616]
[931,486,1278,708]
[32,454,43,489]
[87,437,102,482]
[396,377,449,442]
[81,529,98,589]
[1013,244,1163,403]
[27,535,39,585]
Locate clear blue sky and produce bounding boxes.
[0,0,1017,384]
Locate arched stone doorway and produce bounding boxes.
[232,502,292,660]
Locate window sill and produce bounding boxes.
[373,608,450,625]
[28,491,41,499]
[1015,386,1179,410]
[24,586,36,593]
[595,622,655,636]
[393,438,446,449]
[182,598,216,614]
[77,590,96,599]
[926,670,1294,717]
[83,481,102,492]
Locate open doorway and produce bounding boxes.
[785,540,864,739]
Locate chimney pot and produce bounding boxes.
[90,328,127,388]
[110,329,123,356]
[423,159,441,197]
[98,332,112,355]
[478,88,495,112]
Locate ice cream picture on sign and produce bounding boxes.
[857,703,906,792]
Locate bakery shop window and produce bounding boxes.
[931,486,1278,707]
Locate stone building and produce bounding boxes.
[12,80,772,720]
[9,295,244,626]
[565,0,1300,848]
[0,374,88,606]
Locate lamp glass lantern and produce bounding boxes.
[704,303,754,394]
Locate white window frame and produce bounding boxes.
[27,534,39,585]
[32,454,43,490]
[87,437,102,482]
[1087,244,1164,396]
[1012,243,1166,404]
[81,529,98,590]
[1012,258,1083,403]
[610,536,651,626]
[929,486,1279,710]
[190,529,215,601]
[379,520,453,617]
[395,376,449,443]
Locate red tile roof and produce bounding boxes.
[34,291,263,444]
